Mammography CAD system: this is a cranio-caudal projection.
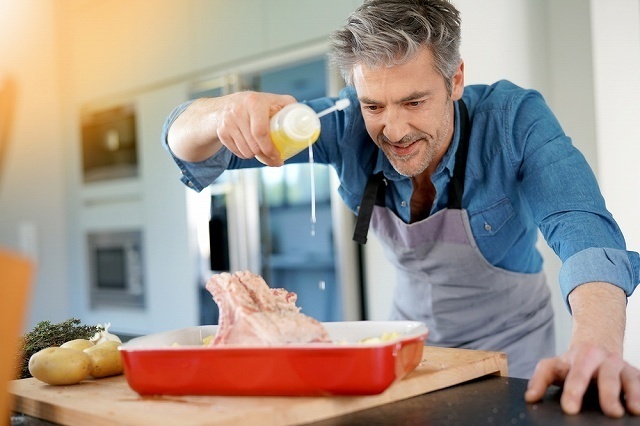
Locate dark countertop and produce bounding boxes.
[11,375,640,425]
[309,375,640,426]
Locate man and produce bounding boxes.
[163,0,640,418]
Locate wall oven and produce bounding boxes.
[87,230,145,309]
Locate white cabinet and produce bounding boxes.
[59,0,364,99]
[59,0,195,101]
[193,0,268,71]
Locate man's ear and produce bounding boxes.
[450,60,465,101]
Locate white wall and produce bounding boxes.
[590,0,640,366]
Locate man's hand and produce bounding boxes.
[213,91,296,166]
[524,282,640,417]
[525,343,640,417]
[168,91,296,166]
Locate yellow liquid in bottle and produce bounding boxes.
[270,127,320,160]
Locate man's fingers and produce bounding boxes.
[621,364,640,415]
[244,91,293,164]
[596,354,625,418]
[560,345,605,415]
[248,105,281,163]
[525,358,569,403]
[526,346,638,417]
[219,126,253,159]
[215,91,292,165]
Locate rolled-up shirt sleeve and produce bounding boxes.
[161,100,232,192]
[559,247,640,310]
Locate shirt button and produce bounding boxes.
[356,205,360,211]
[484,222,492,231]
[188,181,194,188]
[401,201,407,207]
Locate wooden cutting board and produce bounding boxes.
[10,346,507,426]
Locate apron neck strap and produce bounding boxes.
[352,172,386,244]
[447,99,471,210]
[353,99,471,244]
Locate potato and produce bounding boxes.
[61,339,94,351]
[83,340,123,378]
[28,347,92,385]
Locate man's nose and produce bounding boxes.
[382,108,410,143]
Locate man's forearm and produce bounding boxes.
[168,98,224,163]
[567,281,626,354]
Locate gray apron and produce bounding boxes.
[353,100,555,378]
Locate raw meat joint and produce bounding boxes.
[206,271,331,345]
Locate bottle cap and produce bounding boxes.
[281,105,320,141]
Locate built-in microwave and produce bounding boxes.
[87,230,145,309]
[80,104,138,183]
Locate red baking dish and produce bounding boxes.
[119,321,428,396]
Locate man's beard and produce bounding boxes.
[378,101,451,177]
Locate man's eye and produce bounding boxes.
[408,101,424,107]
[363,105,381,112]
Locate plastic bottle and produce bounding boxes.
[269,103,321,161]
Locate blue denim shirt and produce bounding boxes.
[162,80,640,308]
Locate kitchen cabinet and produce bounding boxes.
[58,0,364,102]
[58,0,195,101]
[193,0,267,71]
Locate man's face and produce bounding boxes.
[352,48,464,177]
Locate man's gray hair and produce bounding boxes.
[329,0,462,94]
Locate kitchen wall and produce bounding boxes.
[589,0,640,365]
[0,0,637,363]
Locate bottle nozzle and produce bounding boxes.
[316,98,351,118]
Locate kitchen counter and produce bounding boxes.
[310,375,640,426]
[12,375,640,426]
[8,346,507,425]
[9,343,639,426]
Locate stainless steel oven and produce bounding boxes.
[87,230,145,309]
